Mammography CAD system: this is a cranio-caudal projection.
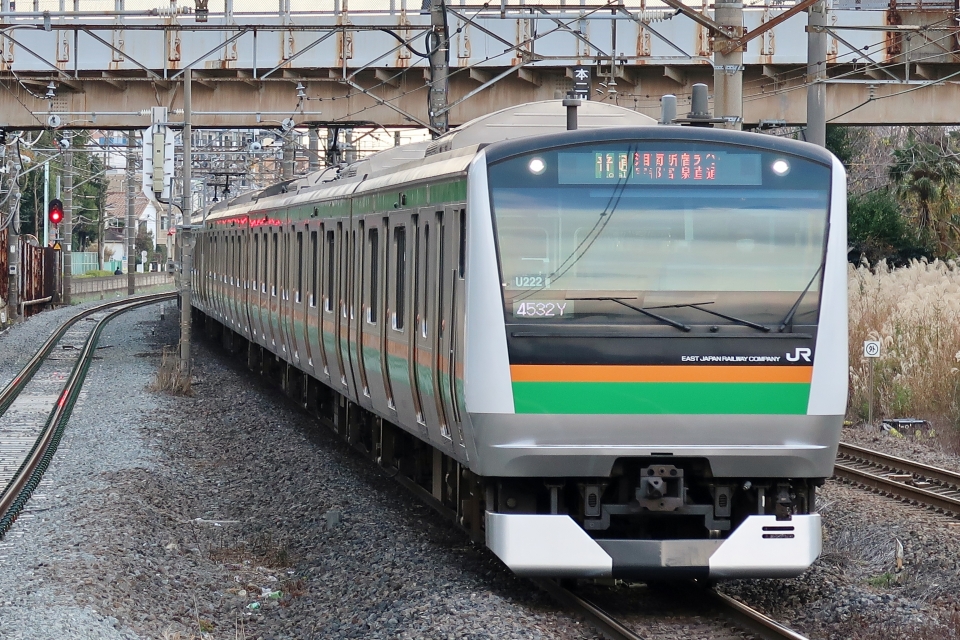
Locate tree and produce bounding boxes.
[17,131,107,250]
[888,131,960,256]
[848,189,930,266]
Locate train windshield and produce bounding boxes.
[487,140,832,327]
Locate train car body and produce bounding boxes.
[192,100,847,581]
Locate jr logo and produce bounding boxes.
[786,348,812,362]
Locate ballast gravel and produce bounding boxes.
[0,304,597,640]
[2,302,960,640]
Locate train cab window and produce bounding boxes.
[393,226,406,330]
[271,232,278,296]
[368,228,379,324]
[310,231,318,307]
[458,209,466,279]
[325,229,335,312]
[296,231,303,303]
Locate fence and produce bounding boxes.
[69,273,174,296]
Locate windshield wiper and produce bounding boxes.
[778,263,824,333]
[570,297,691,332]
[647,302,770,332]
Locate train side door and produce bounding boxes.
[333,219,354,396]
[413,209,445,448]
[349,218,370,409]
[385,212,417,429]
[359,218,388,413]
[436,206,467,454]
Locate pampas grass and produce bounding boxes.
[848,259,960,434]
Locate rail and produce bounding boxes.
[533,578,810,640]
[0,293,176,537]
[835,442,960,516]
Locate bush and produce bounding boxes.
[848,190,931,266]
[848,260,960,432]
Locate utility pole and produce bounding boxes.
[281,136,294,180]
[308,126,319,172]
[713,0,743,130]
[126,129,136,294]
[63,143,73,305]
[179,68,195,378]
[428,0,449,136]
[6,158,19,321]
[806,0,827,146]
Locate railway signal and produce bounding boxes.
[48,198,64,225]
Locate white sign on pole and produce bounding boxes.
[863,340,881,358]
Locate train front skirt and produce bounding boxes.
[485,512,822,580]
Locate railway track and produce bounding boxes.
[0,293,176,537]
[834,442,960,516]
[534,579,809,640]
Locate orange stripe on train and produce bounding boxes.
[509,365,813,384]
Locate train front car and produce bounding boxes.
[465,126,847,580]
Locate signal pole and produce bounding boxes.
[63,143,73,305]
[6,158,19,321]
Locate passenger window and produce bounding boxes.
[458,209,466,279]
[296,231,303,303]
[253,234,259,288]
[272,232,278,296]
[368,227,379,324]
[325,229,335,312]
[394,226,406,330]
[310,231,318,307]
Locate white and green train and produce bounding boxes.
[192,99,847,580]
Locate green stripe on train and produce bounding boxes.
[511,382,811,415]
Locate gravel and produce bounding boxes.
[4,302,960,640]
[0,303,598,640]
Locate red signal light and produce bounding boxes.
[49,198,64,225]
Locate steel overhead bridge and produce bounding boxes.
[0,0,957,131]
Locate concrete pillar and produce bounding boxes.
[713,0,743,130]
[127,130,136,293]
[180,68,194,377]
[806,0,827,146]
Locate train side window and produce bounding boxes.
[296,231,303,303]
[325,229,335,312]
[368,227,378,324]
[253,234,259,288]
[422,223,430,337]
[261,232,268,293]
[393,226,406,331]
[272,232,278,296]
[458,209,466,279]
[310,230,318,307]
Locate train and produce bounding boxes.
[189,99,847,581]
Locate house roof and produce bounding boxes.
[104,173,151,221]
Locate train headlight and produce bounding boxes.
[528,157,546,175]
[771,159,790,176]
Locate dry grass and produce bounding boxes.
[849,259,960,437]
[151,345,193,396]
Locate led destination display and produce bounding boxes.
[557,150,763,186]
